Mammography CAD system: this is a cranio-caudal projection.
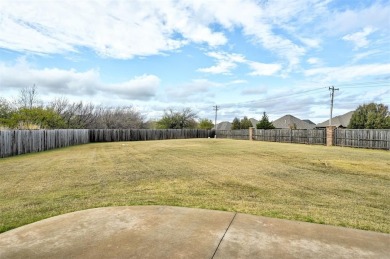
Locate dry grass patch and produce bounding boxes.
[0,139,389,233]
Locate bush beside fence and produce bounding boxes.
[0,129,214,158]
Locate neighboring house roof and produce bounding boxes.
[272,115,316,129]
[249,118,258,127]
[316,111,354,128]
[215,121,232,130]
[302,119,316,125]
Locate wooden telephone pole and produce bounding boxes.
[329,86,339,126]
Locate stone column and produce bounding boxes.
[249,127,255,141]
[326,126,336,146]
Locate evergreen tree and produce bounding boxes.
[256,112,275,129]
[348,103,390,129]
[231,117,241,130]
[240,116,253,129]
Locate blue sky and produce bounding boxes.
[0,0,389,123]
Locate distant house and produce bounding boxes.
[249,118,258,128]
[272,115,316,129]
[215,121,232,130]
[302,119,316,125]
[316,111,354,128]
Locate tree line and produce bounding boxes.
[1,86,388,130]
[231,112,275,130]
[348,103,390,129]
[0,86,214,130]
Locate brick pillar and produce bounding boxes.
[326,126,336,146]
[249,127,254,141]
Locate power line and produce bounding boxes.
[195,80,388,113]
[336,80,389,87]
[218,87,327,109]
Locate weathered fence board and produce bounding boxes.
[89,129,213,142]
[3,128,388,158]
[335,129,390,149]
[0,130,89,158]
[217,129,326,145]
[0,129,214,158]
[216,129,249,140]
[254,129,326,145]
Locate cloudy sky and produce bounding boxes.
[0,0,389,123]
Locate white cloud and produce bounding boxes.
[342,27,377,50]
[105,75,160,99]
[0,0,225,58]
[198,51,281,76]
[0,0,332,71]
[351,50,380,64]
[304,64,390,82]
[327,3,390,35]
[0,61,100,95]
[228,80,247,85]
[307,58,322,65]
[197,51,246,74]
[165,79,220,102]
[299,37,321,48]
[237,0,329,70]
[241,86,267,95]
[0,61,159,100]
[243,23,305,71]
[248,61,281,76]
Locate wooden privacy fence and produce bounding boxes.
[335,129,390,149]
[0,129,214,158]
[89,129,213,142]
[217,129,326,145]
[0,129,89,158]
[254,129,326,145]
[216,129,249,140]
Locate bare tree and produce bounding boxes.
[17,85,41,109]
[97,106,146,129]
[49,97,69,115]
[60,101,97,128]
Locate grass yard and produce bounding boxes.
[0,139,389,233]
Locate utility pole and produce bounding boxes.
[329,86,339,126]
[213,105,219,137]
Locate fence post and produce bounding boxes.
[249,127,254,141]
[326,126,336,146]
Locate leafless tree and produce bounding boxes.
[49,97,69,115]
[96,106,146,129]
[17,85,41,109]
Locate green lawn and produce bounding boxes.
[0,139,389,233]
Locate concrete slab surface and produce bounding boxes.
[0,206,389,259]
